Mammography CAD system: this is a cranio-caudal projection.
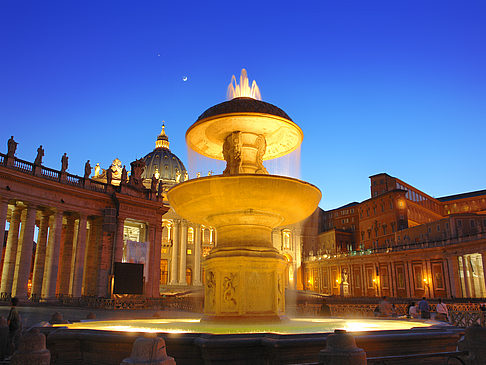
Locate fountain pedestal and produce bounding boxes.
[202,247,287,321]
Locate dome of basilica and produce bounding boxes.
[141,125,187,183]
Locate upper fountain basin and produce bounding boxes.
[186,98,303,161]
[167,174,321,230]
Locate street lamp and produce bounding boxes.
[423,278,429,297]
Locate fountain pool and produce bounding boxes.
[55,316,434,334]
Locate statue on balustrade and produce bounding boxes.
[151,174,158,191]
[129,158,145,188]
[121,165,128,185]
[94,163,101,177]
[61,153,69,172]
[34,145,44,166]
[84,160,91,179]
[106,166,113,185]
[184,171,189,181]
[7,136,17,158]
[175,169,181,183]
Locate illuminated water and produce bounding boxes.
[56,317,433,334]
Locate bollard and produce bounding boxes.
[49,311,69,324]
[457,324,486,365]
[10,328,50,365]
[318,329,366,365]
[121,336,176,365]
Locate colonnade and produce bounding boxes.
[168,219,204,286]
[457,253,486,298]
[0,200,120,300]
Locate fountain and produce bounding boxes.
[168,69,321,321]
[50,71,460,364]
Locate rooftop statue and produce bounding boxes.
[34,145,44,166]
[94,163,101,177]
[61,153,69,173]
[175,169,181,183]
[106,166,113,185]
[7,136,18,158]
[151,174,158,191]
[84,160,91,179]
[121,165,128,185]
[129,158,145,188]
[184,171,189,181]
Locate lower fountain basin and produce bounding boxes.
[48,318,461,365]
[167,174,322,248]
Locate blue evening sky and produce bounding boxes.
[1,1,485,210]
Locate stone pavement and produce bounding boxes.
[0,304,199,329]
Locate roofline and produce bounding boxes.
[437,189,486,202]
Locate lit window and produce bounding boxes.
[282,230,291,250]
[187,227,194,244]
[187,249,192,255]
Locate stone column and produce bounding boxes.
[58,215,76,296]
[482,252,486,297]
[82,218,102,296]
[0,205,22,297]
[193,225,202,286]
[70,214,88,297]
[0,198,9,264]
[463,255,472,298]
[31,211,50,298]
[149,223,162,297]
[12,204,37,298]
[41,210,63,300]
[178,221,187,285]
[445,256,457,298]
[169,220,180,285]
[114,217,125,263]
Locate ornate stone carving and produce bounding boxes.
[223,272,238,307]
[254,134,267,174]
[222,131,268,175]
[222,131,242,175]
[205,271,216,312]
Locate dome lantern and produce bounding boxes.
[155,122,170,150]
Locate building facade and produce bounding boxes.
[304,173,486,299]
[0,141,166,300]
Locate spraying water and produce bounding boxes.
[227,69,262,100]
